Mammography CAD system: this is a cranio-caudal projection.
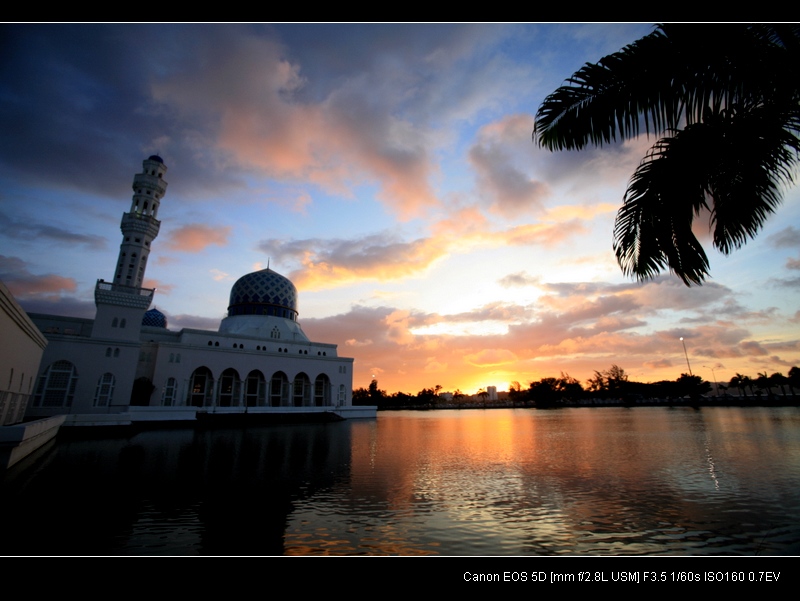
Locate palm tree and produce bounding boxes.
[730,373,756,398]
[534,24,800,285]
[789,366,800,399]
[755,371,771,399]
[769,372,788,398]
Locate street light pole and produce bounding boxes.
[704,365,718,396]
[680,337,693,376]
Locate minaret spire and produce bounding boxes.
[113,155,168,288]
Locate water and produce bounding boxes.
[2,407,799,556]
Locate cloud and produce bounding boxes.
[297,270,799,395]
[142,279,174,295]
[384,309,418,346]
[147,26,441,220]
[0,255,77,298]
[17,296,95,319]
[739,340,769,356]
[0,211,107,250]
[441,302,531,324]
[465,349,518,367]
[768,226,800,249]
[504,220,589,247]
[643,358,673,370]
[424,358,448,373]
[499,271,540,288]
[163,224,231,252]
[209,269,232,282]
[259,232,450,290]
[469,114,551,217]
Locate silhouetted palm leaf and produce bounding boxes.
[534,23,800,285]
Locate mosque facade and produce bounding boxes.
[25,156,372,425]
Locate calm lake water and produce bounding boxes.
[2,406,799,556]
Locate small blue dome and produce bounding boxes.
[142,308,167,328]
[148,154,164,163]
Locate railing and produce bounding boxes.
[96,280,154,296]
[121,212,160,228]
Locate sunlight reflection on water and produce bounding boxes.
[2,407,799,555]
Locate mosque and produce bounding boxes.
[24,156,374,426]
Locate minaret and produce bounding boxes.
[92,156,168,340]
[114,155,168,288]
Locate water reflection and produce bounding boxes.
[2,407,799,555]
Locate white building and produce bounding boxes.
[26,156,374,426]
[0,280,48,426]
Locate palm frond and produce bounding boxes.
[535,24,800,151]
[538,23,800,286]
[614,130,712,286]
[535,27,681,151]
[708,105,800,254]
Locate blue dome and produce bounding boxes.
[148,154,164,163]
[142,308,167,328]
[227,268,298,321]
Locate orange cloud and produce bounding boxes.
[5,274,76,298]
[0,255,76,298]
[384,310,417,346]
[164,224,231,253]
[142,279,174,295]
[465,349,518,367]
[152,28,439,222]
[281,235,451,291]
[505,220,589,247]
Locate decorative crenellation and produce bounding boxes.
[95,280,154,309]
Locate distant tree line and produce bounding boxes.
[353,365,800,409]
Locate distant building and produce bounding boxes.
[487,386,497,401]
[26,156,373,425]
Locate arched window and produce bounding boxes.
[33,360,78,408]
[93,373,115,407]
[293,373,311,407]
[245,370,266,407]
[162,377,177,406]
[188,367,214,407]
[270,372,289,407]
[217,368,241,407]
[338,384,346,404]
[314,374,331,406]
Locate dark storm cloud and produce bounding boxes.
[0,25,166,193]
[0,24,244,199]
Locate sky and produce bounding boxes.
[2,23,799,395]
